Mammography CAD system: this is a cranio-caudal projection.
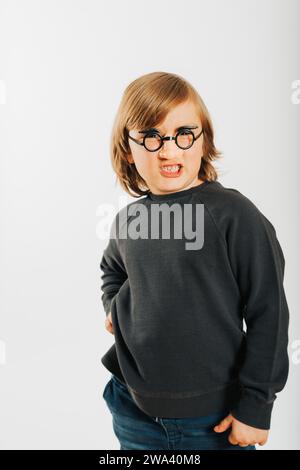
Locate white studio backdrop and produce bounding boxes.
[0,0,299,450]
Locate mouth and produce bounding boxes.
[159,164,183,178]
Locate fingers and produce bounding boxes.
[238,442,253,447]
[105,312,114,335]
[225,416,268,447]
[105,318,114,334]
[258,439,267,446]
[228,431,259,447]
[228,432,239,445]
[228,432,253,447]
[214,414,233,433]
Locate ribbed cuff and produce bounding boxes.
[230,390,274,430]
[104,294,117,316]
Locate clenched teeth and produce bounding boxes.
[162,165,181,172]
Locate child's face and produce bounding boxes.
[126,99,205,195]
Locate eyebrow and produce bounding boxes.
[138,124,199,134]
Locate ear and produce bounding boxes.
[126,153,134,165]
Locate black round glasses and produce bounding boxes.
[127,126,204,152]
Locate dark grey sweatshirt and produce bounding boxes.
[100,180,289,430]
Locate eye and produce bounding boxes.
[178,129,193,135]
[145,132,160,139]
[145,132,160,138]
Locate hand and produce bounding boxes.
[214,413,269,447]
[105,312,114,335]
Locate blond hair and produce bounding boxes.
[109,71,222,198]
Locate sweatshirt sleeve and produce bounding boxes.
[226,198,289,430]
[100,213,128,316]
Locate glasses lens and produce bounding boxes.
[176,131,194,149]
[144,133,162,151]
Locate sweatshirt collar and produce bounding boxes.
[147,180,211,202]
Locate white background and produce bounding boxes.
[0,0,299,450]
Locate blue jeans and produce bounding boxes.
[102,374,256,451]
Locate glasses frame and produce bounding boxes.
[127,127,204,152]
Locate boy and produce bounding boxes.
[100,72,289,450]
